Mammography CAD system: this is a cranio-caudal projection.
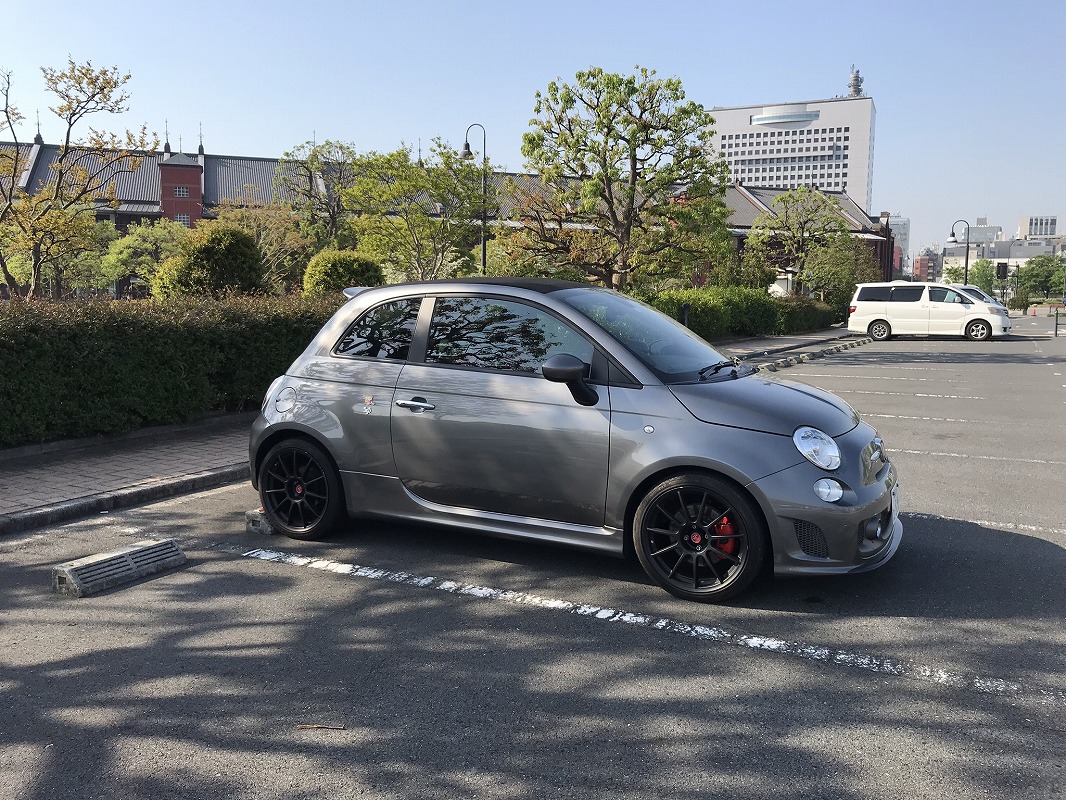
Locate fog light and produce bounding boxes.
[813,478,843,503]
[863,516,884,541]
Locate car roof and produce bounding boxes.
[378,277,592,294]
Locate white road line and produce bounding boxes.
[892,449,1066,466]
[865,413,978,423]
[902,512,1066,537]
[790,373,964,383]
[240,547,1065,707]
[836,390,986,399]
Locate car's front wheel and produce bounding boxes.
[633,473,766,603]
[966,319,992,341]
[258,438,344,540]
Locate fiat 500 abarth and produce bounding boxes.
[250,278,902,602]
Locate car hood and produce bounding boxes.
[669,375,860,437]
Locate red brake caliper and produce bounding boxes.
[713,516,738,554]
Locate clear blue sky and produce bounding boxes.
[5,0,1063,259]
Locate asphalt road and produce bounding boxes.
[2,317,1064,800]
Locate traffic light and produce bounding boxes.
[996,262,1008,280]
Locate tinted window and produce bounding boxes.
[929,288,965,304]
[426,297,592,374]
[857,286,891,301]
[890,287,924,302]
[334,298,421,359]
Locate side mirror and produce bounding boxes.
[542,353,598,406]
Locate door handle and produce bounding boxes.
[395,397,436,413]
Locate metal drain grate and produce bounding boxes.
[52,539,186,597]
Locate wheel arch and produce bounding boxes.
[251,427,343,492]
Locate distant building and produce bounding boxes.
[913,248,939,282]
[1018,215,1057,239]
[711,67,876,212]
[888,214,910,272]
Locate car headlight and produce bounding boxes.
[793,426,841,470]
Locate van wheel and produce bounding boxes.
[868,320,891,341]
[966,320,992,341]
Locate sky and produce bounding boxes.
[4,0,1063,260]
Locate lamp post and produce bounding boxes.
[1005,238,1018,302]
[460,123,487,275]
[945,219,971,285]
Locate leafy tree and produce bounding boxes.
[0,60,157,298]
[276,140,360,249]
[302,250,384,296]
[967,258,995,295]
[209,199,313,292]
[64,219,121,293]
[801,232,882,317]
[151,223,263,298]
[487,230,592,283]
[1019,253,1065,299]
[743,186,848,295]
[99,218,189,288]
[941,262,964,284]
[345,140,489,282]
[513,66,732,290]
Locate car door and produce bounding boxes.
[927,286,972,335]
[391,294,611,527]
[888,285,928,334]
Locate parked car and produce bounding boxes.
[847,281,1012,341]
[949,283,1007,310]
[250,278,902,603]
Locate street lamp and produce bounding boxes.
[1005,238,1019,302]
[945,219,971,285]
[460,123,487,275]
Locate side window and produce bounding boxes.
[426,296,593,374]
[890,287,925,303]
[928,287,949,303]
[334,298,421,360]
[856,286,891,301]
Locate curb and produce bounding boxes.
[753,337,873,372]
[0,464,250,536]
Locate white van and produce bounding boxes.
[847,281,1012,341]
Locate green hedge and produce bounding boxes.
[651,287,835,340]
[0,296,341,447]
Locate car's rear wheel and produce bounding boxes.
[868,320,891,341]
[258,438,344,540]
[633,473,766,603]
[966,319,992,341]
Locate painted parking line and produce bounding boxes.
[240,546,1065,708]
[892,449,1066,467]
[789,372,966,383]
[835,390,987,400]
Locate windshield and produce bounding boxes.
[954,285,998,305]
[553,287,732,383]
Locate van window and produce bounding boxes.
[929,288,966,304]
[857,286,891,301]
[890,287,924,302]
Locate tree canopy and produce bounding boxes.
[511,66,732,290]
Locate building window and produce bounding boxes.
[174,186,189,198]
[175,214,191,228]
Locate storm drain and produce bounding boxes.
[52,539,186,597]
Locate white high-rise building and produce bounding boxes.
[711,68,876,212]
[1018,216,1057,238]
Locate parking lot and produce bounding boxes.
[2,318,1064,800]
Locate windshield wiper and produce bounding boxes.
[697,359,739,380]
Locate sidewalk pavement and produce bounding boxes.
[0,327,868,536]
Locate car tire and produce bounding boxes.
[966,320,992,341]
[633,473,767,603]
[868,320,891,341]
[258,438,344,540]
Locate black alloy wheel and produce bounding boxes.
[633,473,766,603]
[258,438,343,540]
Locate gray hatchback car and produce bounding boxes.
[250,278,902,602]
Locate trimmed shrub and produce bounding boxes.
[151,224,265,298]
[303,250,384,296]
[0,295,341,447]
[773,295,838,334]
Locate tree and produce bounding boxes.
[0,60,157,298]
[275,140,360,249]
[513,66,732,291]
[209,199,314,292]
[345,140,489,282]
[151,223,263,298]
[801,232,882,316]
[98,218,189,288]
[967,258,995,295]
[1019,254,1065,299]
[743,185,848,295]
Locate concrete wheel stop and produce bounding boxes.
[52,539,186,597]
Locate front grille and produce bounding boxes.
[793,520,829,558]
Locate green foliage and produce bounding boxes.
[651,287,835,341]
[150,223,264,298]
[1007,287,1030,311]
[801,233,882,319]
[968,259,995,295]
[0,295,341,446]
[515,66,732,290]
[276,140,361,249]
[1019,253,1065,298]
[302,250,385,296]
[773,295,838,334]
[99,218,189,287]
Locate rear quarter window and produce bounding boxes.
[856,286,891,301]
